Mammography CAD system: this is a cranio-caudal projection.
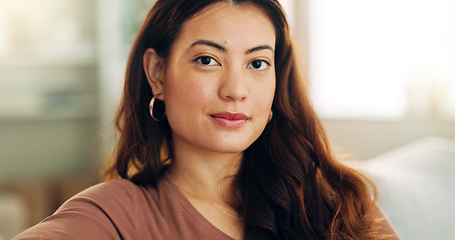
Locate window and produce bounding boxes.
[306,0,455,119]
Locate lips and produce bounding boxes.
[210,112,248,128]
[211,112,248,120]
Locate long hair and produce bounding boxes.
[105,0,383,239]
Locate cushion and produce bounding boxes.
[360,137,455,240]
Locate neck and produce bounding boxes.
[167,138,245,239]
[167,143,243,205]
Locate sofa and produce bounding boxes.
[360,136,455,240]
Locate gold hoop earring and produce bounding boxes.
[149,94,166,121]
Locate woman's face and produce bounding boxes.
[159,3,276,156]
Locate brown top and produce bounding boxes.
[14,175,400,240]
[13,176,234,240]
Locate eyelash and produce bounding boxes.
[247,60,271,70]
[195,56,219,66]
[194,56,271,70]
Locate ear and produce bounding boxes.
[143,48,165,100]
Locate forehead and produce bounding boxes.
[172,2,276,51]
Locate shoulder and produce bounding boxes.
[71,178,146,205]
[370,205,401,240]
[57,178,148,215]
[13,179,155,240]
[57,178,154,226]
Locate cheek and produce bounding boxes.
[250,81,275,127]
[163,72,215,114]
[257,77,276,108]
[268,79,276,103]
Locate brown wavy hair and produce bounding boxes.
[105,0,389,239]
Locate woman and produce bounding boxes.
[15,0,399,239]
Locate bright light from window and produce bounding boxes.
[308,0,455,119]
[280,0,296,30]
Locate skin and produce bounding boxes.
[144,2,276,238]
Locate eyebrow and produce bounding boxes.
[245,45,275,55]
[189,39,275,55]
[190,40,225,52]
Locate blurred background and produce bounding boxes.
[0,0,454,239]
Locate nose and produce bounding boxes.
[218,67,248,101]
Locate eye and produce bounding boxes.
[195,56,219,66]
[248,60,270,70]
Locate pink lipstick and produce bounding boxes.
[210,112,248,128]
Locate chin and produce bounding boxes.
[208,138,256,154]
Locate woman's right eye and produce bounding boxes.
[195,56,219,66]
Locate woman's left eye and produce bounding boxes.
[248,60,269,70]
